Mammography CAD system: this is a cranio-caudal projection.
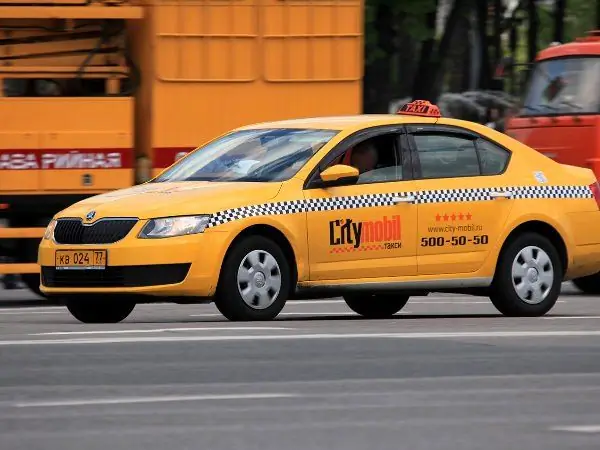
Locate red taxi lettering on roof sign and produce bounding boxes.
[397,100,441,118]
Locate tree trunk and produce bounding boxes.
[363,2,395,113]
[553,0,566,43]
[429,0,469,101]
[397,31,418,98]
[527,0,538,64]
[411,0,439,99]
[476,0,491,90]
[509,18,518,96]
[493,0,502,64]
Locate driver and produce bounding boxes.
[350,141,378,174]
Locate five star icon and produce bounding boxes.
[433,212,473,221]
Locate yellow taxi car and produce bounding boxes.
[39,100,600,323]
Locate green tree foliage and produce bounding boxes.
[363,0,595,111]
[538,0,597,46]
[364,0,437,65]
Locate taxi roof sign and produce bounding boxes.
[397,100,441,118]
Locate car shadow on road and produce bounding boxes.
[126,313,542,324]
[31,311,586,325]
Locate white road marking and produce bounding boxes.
[410,300,565,304]
[4,330,600,346]
[14,393,297,408]
[409,301,490,304]
[0,306,64,312]
[550,425,600,433]
[187,313,222,317]
[190,312,363,318]
[543,316,600,320]
[287,300,343,305]
[30,326,290,336]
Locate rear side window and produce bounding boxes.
[413,134,480,179]
[476,139,510,175]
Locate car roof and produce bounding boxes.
[235,115,492,135]
[235,115,439,131]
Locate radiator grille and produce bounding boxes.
[54,219,138,244]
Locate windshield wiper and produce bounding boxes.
[522,105,541,113]
[557,99,584,110]
[184,176,219,181]
[234,175,272,182]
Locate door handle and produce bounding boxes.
[392,195,415,204]
[490,191,513,199]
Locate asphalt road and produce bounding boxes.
[1,285,600,450]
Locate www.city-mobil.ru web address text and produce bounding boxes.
[428,224,483,233]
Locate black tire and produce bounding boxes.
[343,293,410,319]
[65,297,136,324]
[215,235,291,321]
[572,272,600,295]
[490,232,562,317]
[21,274,47,298]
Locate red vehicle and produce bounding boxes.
[506,31,600,294]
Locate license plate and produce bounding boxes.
[55,250,107,270]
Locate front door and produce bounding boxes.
[407,125,515,275]
[304,129,419,281]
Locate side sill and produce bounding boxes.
[295,277,492,298]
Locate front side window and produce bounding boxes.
[326,133,403,184]
[413,134,480,179]
[153,128,338,183]
[520,57,600,116]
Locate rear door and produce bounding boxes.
[407,125,515,275]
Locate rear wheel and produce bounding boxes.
[215,235,291,321]
[65,297,136,324]
[572,273,600,295]
[490,232,562,317]
[343,293,410,319]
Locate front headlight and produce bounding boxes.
[138,215,211,239]
[43,219,57,240]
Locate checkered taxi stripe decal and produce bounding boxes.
[206,185,593,228]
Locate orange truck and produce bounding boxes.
[505,30,600,294]
[0,0,363,296]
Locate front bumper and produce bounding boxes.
[39,230,231,297]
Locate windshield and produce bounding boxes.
[519,56,600,116]
[153,128,338,183]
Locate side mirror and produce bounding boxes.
[319,164,359,187]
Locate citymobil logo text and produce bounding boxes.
[329,215,401,253]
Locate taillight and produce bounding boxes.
[590,181,600,209]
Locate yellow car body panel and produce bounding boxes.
[39,113,600,301]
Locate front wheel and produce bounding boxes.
[65,297,136,323]
[490,232,562,317]
[21,274,47,298]
[343,293,410,319]
[215,235,291,321]
[572,272,600,295]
